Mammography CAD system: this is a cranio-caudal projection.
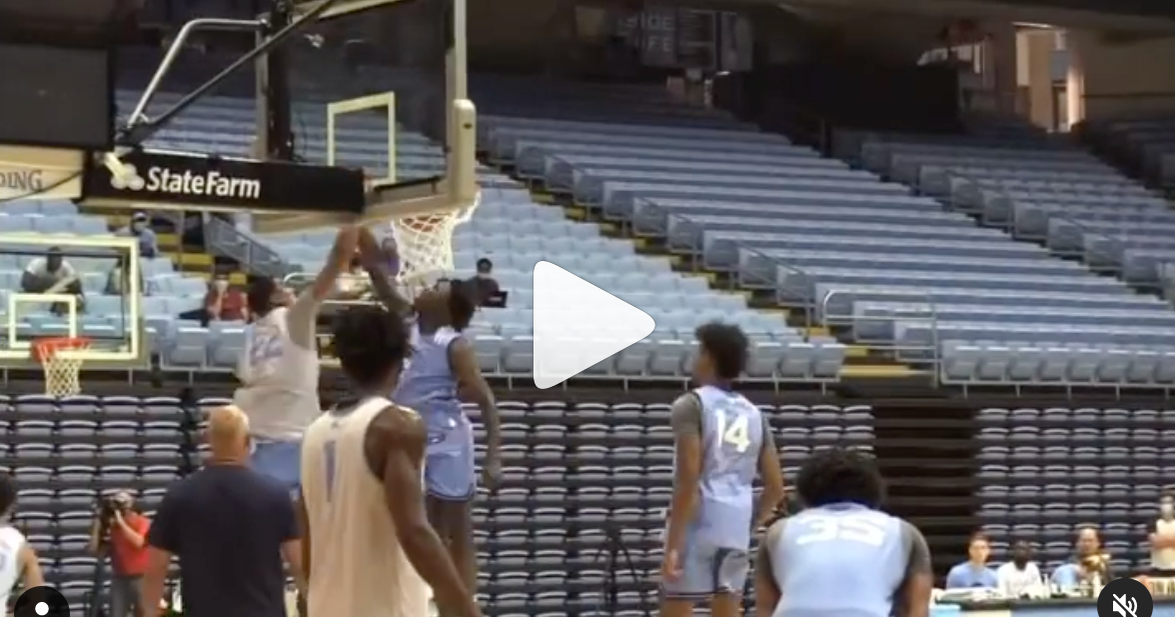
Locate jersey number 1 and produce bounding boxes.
[323,440,337,503]
[715,413,752,453]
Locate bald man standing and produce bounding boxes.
[140,406,306,617]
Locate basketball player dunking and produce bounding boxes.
[356,228,502,604]
[299,305,481,617]
[0,472,46,609]
[661,323,785,617]
[234,225,361,493]
[755,448,932,617]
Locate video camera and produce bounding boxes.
[94,493,132,539]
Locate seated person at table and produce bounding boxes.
[996,541,1044,598]
[21,247,85,316]
[1052,527,1113,589]
[945,533,998,589]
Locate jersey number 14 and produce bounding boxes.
[715,413,752,453]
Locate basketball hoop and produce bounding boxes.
[32,336,91,397]
[388,190,481,294]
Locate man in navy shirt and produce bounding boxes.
[141,406,305,617]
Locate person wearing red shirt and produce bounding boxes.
[205,274,248,322]
[89,491,152,617]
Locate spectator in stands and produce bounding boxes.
[118,212,159,258]
[205,273,248,323]
[995,540,1044,598]
[21,246,85,316]
[87,491,151,617]
[1052,526,1113,589]
[469,257,502,307]
[945,532,998,588]
[141,405,304,617]
[1151,494,1175,575]
[105,258,144,296]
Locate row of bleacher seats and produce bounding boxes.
[853,119,1175,387]
[107,85,849,380]
[4,395,873,616]
[974,406,1172,573]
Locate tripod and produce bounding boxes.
[585,524,646,617]
[85,544,110,617]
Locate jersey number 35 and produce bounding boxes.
[795,515,886,547]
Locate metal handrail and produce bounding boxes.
[629,196,815,336]
[205,216,297,279]
[820,289,940,385]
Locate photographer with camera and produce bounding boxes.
[88,491,151,617]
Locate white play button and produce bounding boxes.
[532,260,656,389]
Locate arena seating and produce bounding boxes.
[854,118,1175,387]
[108,86,843,382]
[1084,115,1175,190]
[481,106,1175,388]
[0,86,845,382]
[0,394,875,615]
[974,405,1172,574]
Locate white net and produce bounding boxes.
[36,341,89,397]
[389,192,480,295]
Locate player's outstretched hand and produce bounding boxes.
[355,226,382,268]
[332,224,362,263]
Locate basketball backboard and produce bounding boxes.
[254,0,477,232]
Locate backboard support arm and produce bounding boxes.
[118,0,345,148]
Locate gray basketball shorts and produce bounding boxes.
[660,544,750,600]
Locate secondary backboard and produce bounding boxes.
[0,234,146,370]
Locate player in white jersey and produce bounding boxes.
[298,305,481,617]
[0,473,45,610]
[234,225,361,492]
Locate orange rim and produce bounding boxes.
[32,336,92,363]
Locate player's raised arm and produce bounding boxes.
[286,224,362,349]
[754,520,786,617]
[664,392,704,580]
[897,520,933,617]
[366,405,480,617]
[755,417,786,528]
[357,227,413,316]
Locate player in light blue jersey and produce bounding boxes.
[662,322,786,617]
[755,448,933,617]
[355,228,501,614]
